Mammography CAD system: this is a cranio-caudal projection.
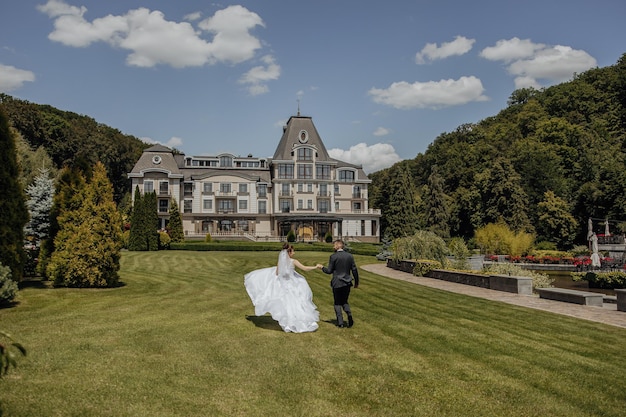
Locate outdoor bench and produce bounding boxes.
[536,288,604,307]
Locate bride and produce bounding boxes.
[244,243,320,333]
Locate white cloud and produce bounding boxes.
[369,76,488,110]
[37,1,266,68]
[184,11,202,22]
[328,143,401,173]
[479,37,544,62]
[239,55,281,95]
[481,38,597,87]
[373,127,390,137]
[140,136,183,149]
[415,35,475,64]
[0,64,35,92]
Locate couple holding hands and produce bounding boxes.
[244,240,359,333]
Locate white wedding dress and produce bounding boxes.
[244,250,319,333]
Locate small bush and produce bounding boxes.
[204,233,212,243]
[0,263,19,305]
[571,271,626,289]
[324,231,333,243]
[158,231,171,249]
[287,230,296,242]
[484,262,554,289]
[413,260,442,277]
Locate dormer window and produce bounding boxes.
[152,155,162,165]
[297,148,313,161]
[219,156,233,167]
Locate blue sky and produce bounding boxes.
[1,0,625,173]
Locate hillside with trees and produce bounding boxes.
[0,94,149,204]
[370,53,626,249]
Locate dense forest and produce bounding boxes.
[0,94,148,204]
[370,53,626,248]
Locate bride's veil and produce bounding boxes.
[277,249,291,279]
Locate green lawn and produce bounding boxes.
[1,250,626,416]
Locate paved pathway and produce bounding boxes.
[362,263,626,329]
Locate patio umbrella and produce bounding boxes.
[587,218,593,240]
[605,219,610,236]
[591,232,601,267]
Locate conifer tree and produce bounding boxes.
[167,198,184,243]
[424,165,451,238]
[385,163,419,239]
[24,168,54,243]
[0,108,28,281]
[144,191,159,251]
[48,162,123,287]
[128,186,147,251]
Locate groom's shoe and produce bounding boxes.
[336,323,346,328]
[347,316,354,328]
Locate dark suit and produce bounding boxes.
[322,249,359,327]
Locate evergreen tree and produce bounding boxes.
[0,108,28,282]
[167,198,184,242]
[385,163,419,238]
[127,187,146,251]
[424,165,451,238]
[144,191,159,251]
[24,168,54,243]
[48,162,123,287]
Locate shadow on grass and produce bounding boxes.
[245,315,283,331]
[18,279,128,290]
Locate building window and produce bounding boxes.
[281,183,290,196]
[183,200,192,213]
[353,185,362,199]
[316,164,331,180]
[218,200,234,213]
[334,184,340,195]
[335,201,340,212]
[144,181,153,193]
[159,181,169,195]
[307,183,313,193]
[297,164,313,179]
[297,183,304,192]
[258,201,267,214]
[278,164,294,179]
[307,199,313,210]
[239,183,248,193]
[219,156,233,167]
[203,199,213,210]
[297,148,313,161]
[257,184,267,198]
[319,184,328,196]
[239,200,248,210]
[183,182,193,196]
[220,183,231,194]
[203,182,213,193]
[238,220,249,232]
[298,199,303,210]
[361,220,366,236]
[319,200,329,213]
[353,202,362,213]
[280,200,291,213]
[339,170,355,182]
[159,199,169,213]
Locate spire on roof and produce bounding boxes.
[297,98,301,116]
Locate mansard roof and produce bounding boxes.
[272,115,332,161]
[129,145,182,177]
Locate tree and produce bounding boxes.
[0,108,28,282]
[423,165,450,238]
[47,162,123,287]
[24,168,54,244]
[143,191,159,251]
[536,191,579,249]
[167,199,184,243]
[128,187,147,251]
[384,163,419,238]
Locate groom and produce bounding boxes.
[319,239,359,328]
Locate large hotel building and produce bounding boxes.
[128,114,381,243]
